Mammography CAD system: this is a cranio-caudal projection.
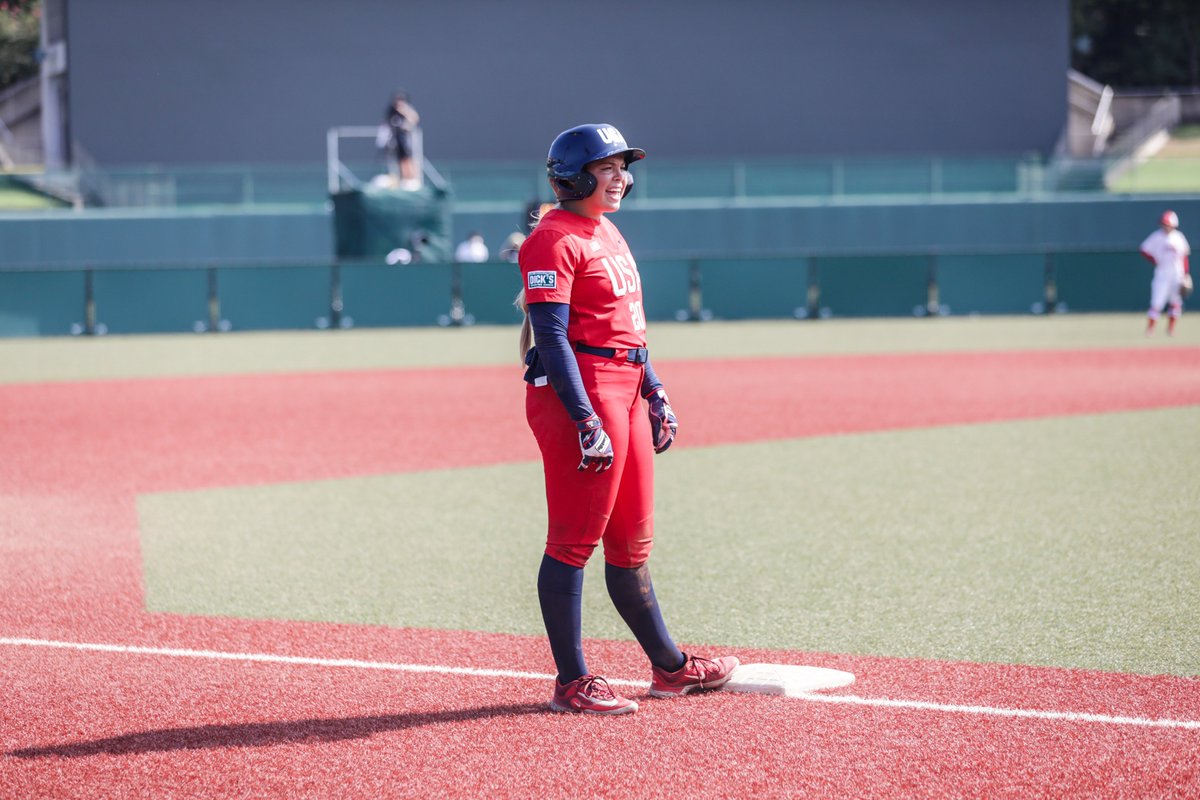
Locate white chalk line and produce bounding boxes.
[4,636,1198,731]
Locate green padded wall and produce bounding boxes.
[699,258,809,320]
[0,271,85,336]
[0,208,332,266]
[937,254,1045,315]
[5,194,1200,338]
[94,269,210,334]
[454,259,692,326]
[816,256,928,317]
[460,262,523,326]
[217,266,331,331]
[1053,252,1148,312]
[331,187,451,262]
[639,258,692,321]
[464,197,1200,260]
[339,262,454,328]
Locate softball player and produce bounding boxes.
[1140,210,1191,336]
[517,124,738,715]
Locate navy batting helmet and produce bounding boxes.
[547,123,646,201]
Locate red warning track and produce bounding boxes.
[2,347,1199,798]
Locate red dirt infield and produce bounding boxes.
[2,346,1199,798]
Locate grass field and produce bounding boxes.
[1109,125,1200,193]
[0,175,66,211]
[3,314,1199,798]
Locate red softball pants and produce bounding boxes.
[525,354,655,569]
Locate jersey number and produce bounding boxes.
[629,300,646,332]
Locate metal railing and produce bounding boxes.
[13,150,1199,213]
[1102,96,1184,188]
[326,125,447,194]
[1064,70,1115,158]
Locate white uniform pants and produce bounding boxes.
[1148,272,1183,318]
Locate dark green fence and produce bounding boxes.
[5,190,1192,336]
[0,246,1162,338]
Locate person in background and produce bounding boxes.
[1139,209,1192,336]
[384,90,421,188]
[499,232,526,263]
[454,231,489,263]
[516,123,739,716]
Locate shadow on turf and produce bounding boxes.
[8,702,549,759]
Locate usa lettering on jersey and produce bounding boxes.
[599,255,642,298]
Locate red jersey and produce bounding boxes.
[519,209,647,349]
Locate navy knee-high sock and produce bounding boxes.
[537,554,587,683]
[605,562,685,672]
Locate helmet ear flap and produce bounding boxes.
[551,170,632,200]
[551,171,597,201]
[551,177,574,198]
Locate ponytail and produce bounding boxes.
[515,288,532,362]
[515,201,559,362]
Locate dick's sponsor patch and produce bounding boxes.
[527,271,557,290]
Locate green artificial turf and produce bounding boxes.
[138,405,1200,677]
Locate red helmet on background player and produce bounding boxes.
[1161,210,1179,229]
[547,124,646,201]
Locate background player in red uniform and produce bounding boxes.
[517,124,739,715]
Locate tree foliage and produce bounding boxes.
[1072,0,1200,88]
[0,0,39,92]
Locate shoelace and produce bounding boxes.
[684,655,720,680]
[577,675,616,700]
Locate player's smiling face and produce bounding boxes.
[573,156,628,218]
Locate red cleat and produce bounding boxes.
[649,653,740,698]
[550,674,638,715]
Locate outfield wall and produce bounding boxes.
[458,195,1200,261]
[3,195,1198,336]
[0,247,1169,337]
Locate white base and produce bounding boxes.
[722,663,855,696]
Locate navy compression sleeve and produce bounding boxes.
[640,359,664,397]
[527,302,595,423]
